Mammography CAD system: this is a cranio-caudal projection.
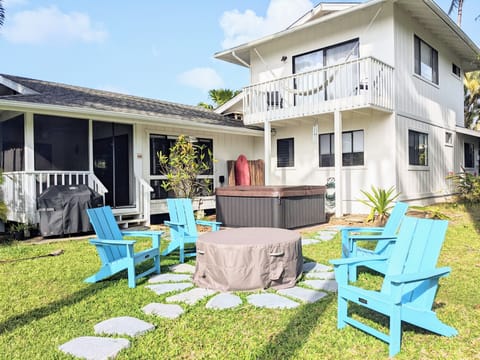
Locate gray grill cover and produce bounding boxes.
[37,184,103,236]
[193,227,303,291]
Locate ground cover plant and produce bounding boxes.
[0,203,479,359]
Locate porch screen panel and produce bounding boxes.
[34,115,88,171]
[0,115,25,171]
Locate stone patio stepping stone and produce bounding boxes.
[303,262,332,273]
[247,293,299,309]
[277,286,328,303]
[146,282,193,295]
[148,273,192,283]
[301,238,320,246]
[142,303,184,319]
[302,279,338,292]
[166,288,216,305]
[59,336,130,360]
[305,271,336,280]
[169,263,196,274]
[316,232,337,241]
[206,293,242,310]
[94,316,155,337]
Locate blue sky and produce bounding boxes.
[0,0,478,106]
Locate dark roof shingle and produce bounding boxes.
[0,74,247,128]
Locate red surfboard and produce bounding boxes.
[235,154,251,186]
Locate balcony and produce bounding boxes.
[243,57,394,125]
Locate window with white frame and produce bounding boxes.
[408,130,428,166]
[464,142,475,168]
[277,138,295,167]
[445,131,453,146]
[414,35,438,84]
[319,130,364,167]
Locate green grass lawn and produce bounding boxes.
[0,203,479,359]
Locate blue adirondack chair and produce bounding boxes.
[163,198,221,263]
[341,201,408,281]
[331,216,457,357]
[85,206,162,288]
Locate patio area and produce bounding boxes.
[0,203,478,359]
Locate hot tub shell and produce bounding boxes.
[216,185,326,229]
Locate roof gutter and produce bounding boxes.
[0,100,264,137]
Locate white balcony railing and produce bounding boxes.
[243,57,394,125]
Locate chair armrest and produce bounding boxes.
[330,254,388,267]
[164,220,185,227]
[89,239,136,246]
[121,230,162,248]
[389,267,451,284]
[349,235,397,241]
[196,220,222,231]
[341,226,384,233]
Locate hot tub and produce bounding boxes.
[215,185,326,229]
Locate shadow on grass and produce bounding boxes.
[0,283,109,335]
[255,294,334,360]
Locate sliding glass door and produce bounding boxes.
[93,121,133,207]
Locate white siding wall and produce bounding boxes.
[269,111,396,213]
[393,5,465,203]
[135,123,263,215]
[249,2,395,85]
[394,5,463,128]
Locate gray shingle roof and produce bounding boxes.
[0,74,248,129]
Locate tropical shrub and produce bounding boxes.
[0,169,7,222]
[447,169,480,203]
[156,135,214,199]
[359,185,400,225]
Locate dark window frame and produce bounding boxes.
[452,63,461,77]
[408,130,428,166]
[277,137,295,168]
[318,130,364,167]
[149,134,214,200]
[464,142,475,168]
[414,35,439,85]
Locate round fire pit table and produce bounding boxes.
[193,227,303,291]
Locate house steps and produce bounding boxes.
[113,211,148,229]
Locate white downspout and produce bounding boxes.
[334,110,343,217]
[264,121,271,185]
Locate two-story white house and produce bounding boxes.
[215,0,480,216]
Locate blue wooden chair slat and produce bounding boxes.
[331,216,457,357]
[85,206,162,288]
[163,198,221,263]
[341,201,408,281]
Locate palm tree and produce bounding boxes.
[198,88,241,110]
[448,0,464,25]
[464,71,480,129]
[0,0,5,27]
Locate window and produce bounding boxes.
[293,39,359,101]
[149,134,214,199]
[414,35,438,84]
[319,130,364,167]
[464,142,475,168]
[277,138,294,167]
[445,131,453,146]
[34,115,88,171]
[452,63,461,77]
[408,130,428,166]
[0,115,24,172]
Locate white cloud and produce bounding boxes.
[2,6,108,45]
[177,67,224,92]
[220,0,313,49]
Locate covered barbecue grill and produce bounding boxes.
[37,184,103,236]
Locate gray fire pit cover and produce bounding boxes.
[193,227,303,291]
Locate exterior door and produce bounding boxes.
[93,121,133,207]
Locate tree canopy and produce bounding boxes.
[198,88,241,110]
